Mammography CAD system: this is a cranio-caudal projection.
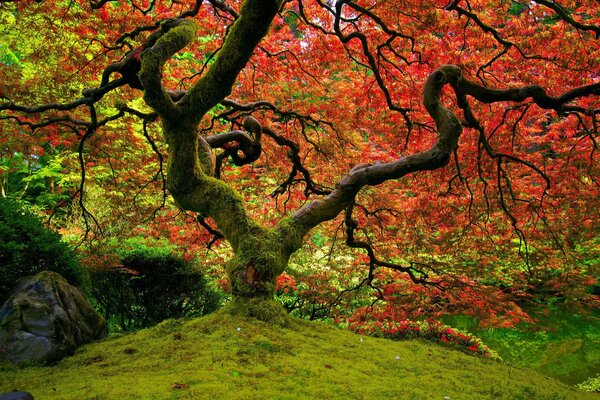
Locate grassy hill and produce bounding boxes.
[0,312,597,400]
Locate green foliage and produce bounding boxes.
[221,297,290,326]
[0,43,19,66]
[1,313,596,399]
[0,198,86,304]
[576,235,600,274]
[89,240,222,331]
[19,154,74,210]
[577,375,600,393]
[275,268,367,321]
[507,3,527,16]
[442,306,600,385]
[274,241,373,322]
[0,152,76,211]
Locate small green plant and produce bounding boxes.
[89,240,223,331]
[576,375,600,393]
[0,198,86,304]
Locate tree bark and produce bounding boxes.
[138,1,287,301]
[138,0,598,305]
[138,4,466,303]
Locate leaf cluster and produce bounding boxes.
[0,198,86,304]
[89,239,223,332]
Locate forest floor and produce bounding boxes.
[1,312,598,400]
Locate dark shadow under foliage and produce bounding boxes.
[90,248,222,332]
[0,199,86,305]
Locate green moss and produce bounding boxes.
[220,298,290,327]
[139,20,198,118]
[276,217,307,257]
[139,19,198,82]
[0,313,595,400]
[221,223,291,298]
[165,129,293,298]
[197,136,215,176]
[182,0,280,120]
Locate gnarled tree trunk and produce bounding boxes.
[137,1,305,318]
[136,1,464,309]
[136,0,598,318]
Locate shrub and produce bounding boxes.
[0,198,86,304]
[576,375,600,393]
[90,244,222,332]
[349,316,500,360]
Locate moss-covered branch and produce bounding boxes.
[134,0,316,299]
[137,1,282,253]
[178,0,281,123]
[139,19,198,119]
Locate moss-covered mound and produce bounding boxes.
[0,312,595,400]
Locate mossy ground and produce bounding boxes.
[1,312,596,400]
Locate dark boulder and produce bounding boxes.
[0,271,106,364]
[0,392,34,400]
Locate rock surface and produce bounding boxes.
[0,271,106,364]
[0,391,34,400]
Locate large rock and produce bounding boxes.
[0,271,106,364]
[0,392,34,400]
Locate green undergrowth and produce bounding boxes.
[442,307,600,385]
[1,312,597,400]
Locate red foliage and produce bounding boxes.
[0,0,598,325]
[349,315,499,358]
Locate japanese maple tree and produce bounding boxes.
[1,0,598,321]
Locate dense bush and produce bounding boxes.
[0,199,86,304]
[90,244,222,332]
[349,316,500,359]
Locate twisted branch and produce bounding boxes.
[282,65,599,258]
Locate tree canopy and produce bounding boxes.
[0,0,598,324]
